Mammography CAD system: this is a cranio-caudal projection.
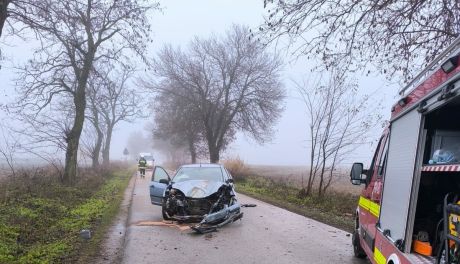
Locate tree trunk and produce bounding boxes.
[306,125,316,196]
[317,146,328,197]
[63,51,94,185]
[323,166,334,195]
[188,139,197,163]
[92,127,103,168]
[89,103,103,168]
[0,0,10,37]
[191,150,197,163]
[209,146,220,163]
[204,126,220,163]
[102,124,113,166]
[63,86,86,185]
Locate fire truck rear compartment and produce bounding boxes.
[411,98,460,257]
[423,100,460,165]
[413,173,460,255]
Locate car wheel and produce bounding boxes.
[352,228,366,259]
[161,200,171,220]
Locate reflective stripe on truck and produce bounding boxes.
[359,196,380,218]
[374,246,386,264]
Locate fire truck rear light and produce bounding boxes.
[441,55,459,74]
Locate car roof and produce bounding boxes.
[179,163,223,168]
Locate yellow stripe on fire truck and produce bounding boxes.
[358,196,380,218]
[373,247,386,264]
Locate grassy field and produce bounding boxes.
[0,166,132,263]
[235,175,359,233]
[246,165,363,195]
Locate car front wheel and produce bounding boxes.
[161,200,171,220]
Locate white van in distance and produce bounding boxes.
[139,152,154,169]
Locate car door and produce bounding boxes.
[149,166,170,205]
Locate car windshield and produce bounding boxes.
[173,167,223,183]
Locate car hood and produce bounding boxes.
[171,180,224,199]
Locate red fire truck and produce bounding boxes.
[351,37,460,264]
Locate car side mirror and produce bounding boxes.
[350,162,365,185]
[226,178,234,184]
[159,179,169,185]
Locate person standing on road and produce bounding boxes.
[138,157,147,178]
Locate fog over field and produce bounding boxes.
[0,0,398,168]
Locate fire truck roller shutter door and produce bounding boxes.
[379,109,421,249]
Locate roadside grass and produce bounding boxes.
[0,166,132,263]
[235,175,358,233]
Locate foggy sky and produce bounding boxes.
[0,0,399,166]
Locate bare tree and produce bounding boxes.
[152,86,206,163]
[81,116,103,168]
[147,25,285,163]
[85,64,145,167]
[85,74,105,168]
[261,0,460,81]
[297,68,381,197]
[12,0,157,184]
[93,65,145,166]
[80,121,100,166]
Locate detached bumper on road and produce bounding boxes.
[191,203,243,234]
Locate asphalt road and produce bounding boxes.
[122,175,368,264]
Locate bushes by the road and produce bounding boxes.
[235,175,358,232]
[222,156,249,180]
[0,166,132,263]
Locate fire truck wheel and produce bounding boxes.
[352,229,366,259]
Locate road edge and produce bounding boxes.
[94,172,138,264]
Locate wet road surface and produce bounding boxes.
[121,175,368,264]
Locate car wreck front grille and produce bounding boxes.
[185,198,214,215]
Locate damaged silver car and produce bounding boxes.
[149,164,243,233]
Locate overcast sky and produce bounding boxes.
[0,0,400,166]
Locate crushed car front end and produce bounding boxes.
[162,180,243,233]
